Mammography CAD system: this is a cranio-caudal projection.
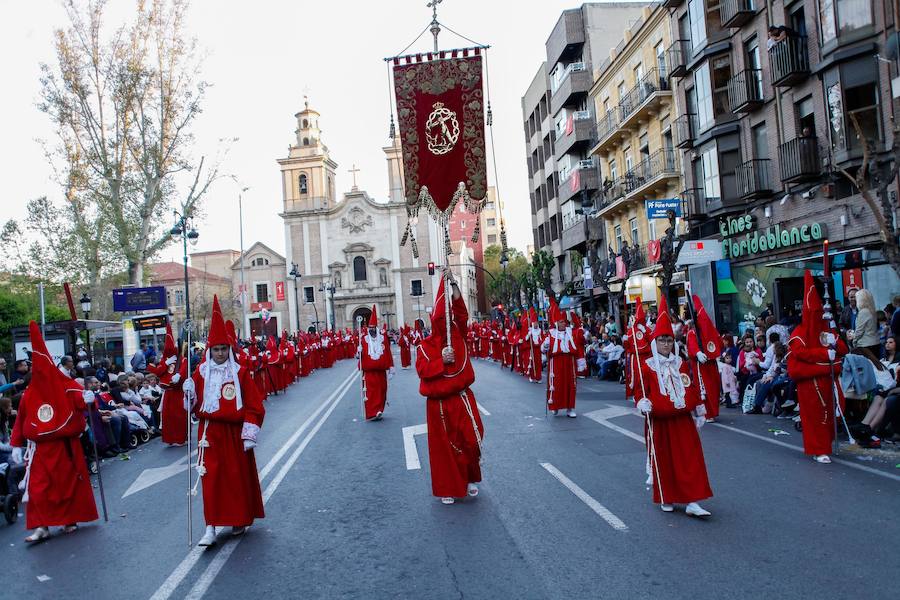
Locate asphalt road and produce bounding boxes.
[4,352,899,600]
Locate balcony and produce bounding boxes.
[555,112,595,159]
[779,136,821,183]
[662,0,684,7]
[720,0,756,28]
[617,68,671,130]
[561,214,587,251]
[550,64,592,114]
[590,109,621,155]
[727,69,763,113]
[667,39,690,79]
[674,114,697,149]
[769,36,810,87]
[679,188,707,222]
[624,149,680,200]
[558,163,599,204]
[546,10,585,67]
[599,178,628,210]
[736,159,773,200]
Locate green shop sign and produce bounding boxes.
[720,215,826,259]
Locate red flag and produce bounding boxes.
[570,168,581,194]
[616,256,626,279]
[648,239,661,263]
[565,113,574,136]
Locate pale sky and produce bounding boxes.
[0,0,607,266]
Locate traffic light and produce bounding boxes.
[427,262,435,276]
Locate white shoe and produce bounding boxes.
[441,497,455,505]
[660,504,674,512]
[231,526,247,536]
[705,418,715,423]
[685,502,711,517]
[551,409,558,416]
[25,527,51,543]
[198,526,217,547]
[467,483,479,497]
[814,454,832,464]
[567,409,577,418]
[374,411,383,421]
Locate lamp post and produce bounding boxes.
[230,177,250,337]
[500,250,509,319]
[384,311,396,331]
[289,263,302,334]
[170,209,199,343]
[80,292,92,362]
[319,282,336,330]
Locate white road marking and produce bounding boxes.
[184,373,358,600]
[149,370,358,600]
[123,450,198,498]
[477,403,491,416]
[37,575,51,582]
[710,422,900,483]
[584,404,644,443]
[540,462,628,531]
[402,424,428,470]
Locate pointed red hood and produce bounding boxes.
[692,294,723,356]
[652,296,675,340]
[548,297,566,325]
[368,305,378,328]
[162,323,179,360]
[206,295,229,347]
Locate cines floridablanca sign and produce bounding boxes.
[720,215,826,259]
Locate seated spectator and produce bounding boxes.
[58,355,76,378]
[764,315,790,345]
[597,335,625,380]
[85,376,128,454]
[139,373,164,430]
[750,343,790,414]
[851,344,900,447]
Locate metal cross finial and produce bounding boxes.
[427,0,442,52]
[302,85,312,109]
[349,164,361,189]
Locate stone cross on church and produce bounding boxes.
[348,164,360,191]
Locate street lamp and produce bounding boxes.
[80,292,92,362]
[318,282,336,330]
[171,208,199,345]
[289,263,302,334]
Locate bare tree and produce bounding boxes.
[36,0,222,285]
[835,114,900,280]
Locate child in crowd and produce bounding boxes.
[719,353,739,407]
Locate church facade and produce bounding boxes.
[278,101,445,332]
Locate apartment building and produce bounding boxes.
[589,4,684,309]
[667,0,898,330]
[523,3,647,296]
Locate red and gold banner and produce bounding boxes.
[393,54,487,215]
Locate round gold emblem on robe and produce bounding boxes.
[680,373,691,387]
[221,383,237,400]
[706,341,717,353]
[37,404,54,423]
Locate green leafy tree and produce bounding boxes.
[0,276,70,354]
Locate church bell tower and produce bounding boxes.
[278,97,338,213]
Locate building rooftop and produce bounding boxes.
[148,262,232,285]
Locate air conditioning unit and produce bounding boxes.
[570,62,586,72]
[579,159,595,169]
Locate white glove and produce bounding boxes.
[243,439,256,451]
[696,351,708,364]
[165,355,177,366]
[171,372,181,384]
[577,358,587,372]
[182,378,196,397]
[636,398,652,415]
[694,415,706,430]
[695,404,706,417]
[10,447,23,464]
[82,390,96,405]
[827,349,836,361]
[823,333,836,346]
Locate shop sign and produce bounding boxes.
[676,239,723,266]
[720,215,826,259]
[645,199,682,219]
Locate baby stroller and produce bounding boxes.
[0,463,25,524]
[118,407,152,447]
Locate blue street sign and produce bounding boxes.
[645,199,682,219]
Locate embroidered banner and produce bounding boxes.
[393,55,487,215]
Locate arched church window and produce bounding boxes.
[353,256,367,282]
[302,118,309,128]
[299,174,308,194]
[303,137,310,146]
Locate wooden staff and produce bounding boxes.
[632,331,665,505]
